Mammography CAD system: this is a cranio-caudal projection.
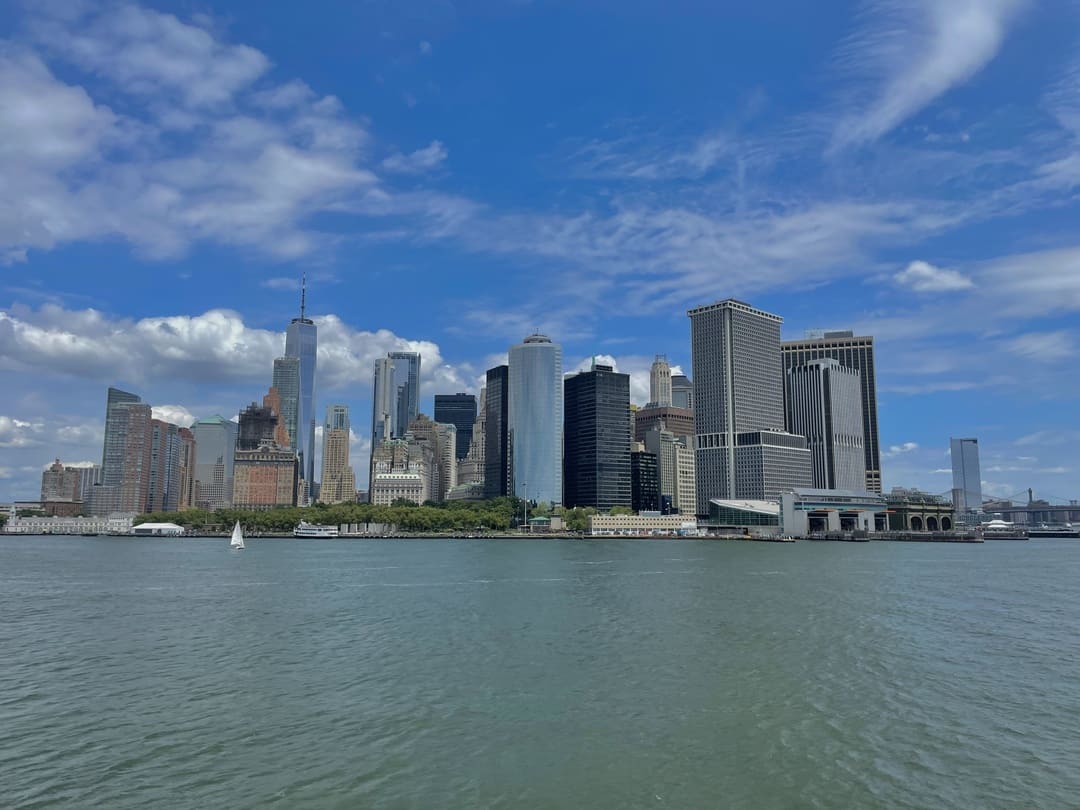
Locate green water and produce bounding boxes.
[1,536,1078,808]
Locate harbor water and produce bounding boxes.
[1,536,1078,808]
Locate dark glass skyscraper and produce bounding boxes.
[631,451,660,513]
[483,365,510,499]
[434,393,477,461]
[272,356,300,452]
[285,277,317,493]
[388,352,421,437]
[563,364,631,511]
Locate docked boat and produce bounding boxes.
[980,519,1029,541]
[230,521,245,550]
[1028,525,1080,539]
[294,521,339,538]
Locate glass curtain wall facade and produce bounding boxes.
[191,416,237,509]
[285,316,317,492]
[950,438,982,515]
[272,356,301,452]
[388,352,421,437]
[483,366,510,499]
[563,365,631,511]
[508,334,563,505]
[434,393,477,461]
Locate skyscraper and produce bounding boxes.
[785,359,866,491]
[233,388,297,509]
[564,364,632,511]
[320,404,356,504]
[191,415,238,510]
[457,387,486,487]
[285,276,317,495]
[643,428,696,515]
[91,387,152,515]
[371,356,395,449]
[689,299,811,508]
[484,366,510,499]
[671,374,693,410]
[388,351,421,437]
[950,437,982,515]
[649,355,672,407]
[272,356,300,452]
[116,402,153,514]
[237,400,279,451]
[630,450,659,513]
[434,393,477,461]
[508,334,563,505]
[100,387,141,489]
[146,419,182,512]
[781,331,881,493]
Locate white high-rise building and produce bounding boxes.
[688,299,811,507]
[650,355,672,407]
[950,437,982,515]
[508,333,563,505]
[782,331,881,493]
[785,359,866,491]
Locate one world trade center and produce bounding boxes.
[285,276,317,501]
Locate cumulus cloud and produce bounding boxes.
[0,3,380,263]
[0,304,467,395]
[894,260,975,292]
[151,405,197,427]
[0,416,46,448]
[381,140,448,175]
[833,0,1028,147]
[885,442,919,457]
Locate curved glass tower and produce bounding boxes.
[508,333,563,506]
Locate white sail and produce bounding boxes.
[230,520,245,550]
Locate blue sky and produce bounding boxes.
[2,0,1079,502]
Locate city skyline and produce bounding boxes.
[2,1,1080,504]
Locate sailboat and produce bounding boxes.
[230,520,245,550]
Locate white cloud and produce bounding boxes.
[885,442,919,457]
[0,416,46,448]
[832,0,1028,147]
[151,405,197,427]
[29,4,271,108]
[0,304,466,396]
[419,41,432,55]
[1001,331,1075,362]
[261,277,301,291]
[381,140,448,175]
[0,3,380,263]
[894,260,974,292]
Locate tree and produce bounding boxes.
[609,506,635,516]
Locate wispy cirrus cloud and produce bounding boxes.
[831,0,1029,148]
[381,140,447,174]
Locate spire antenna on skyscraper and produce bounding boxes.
[300,272,307,321]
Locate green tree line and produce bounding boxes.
[135,498,625,534]
[137,497,529,534]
